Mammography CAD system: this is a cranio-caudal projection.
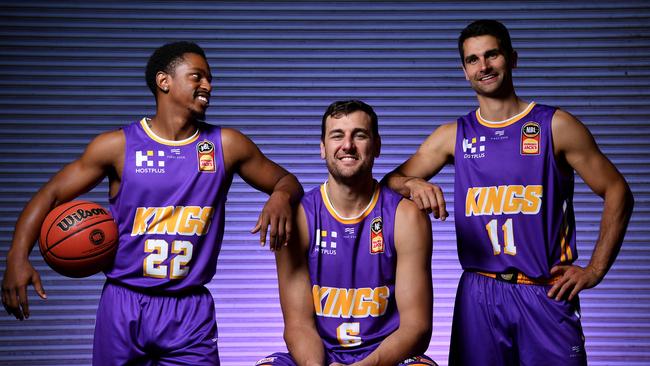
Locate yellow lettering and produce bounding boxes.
[503,185,524,214]
[466,185,543,216]
[131,207,156,236]
[373,286,390,316]
[523,185,542,214]
[148,206,182,234]
[484,186,506,215]
[332,288,356,318]
[132,205,215,236]
[465,187,482,216]
[352,288,373,317]
[178,206,202,235]
[312,285,323,315]
[323,288,338,316]
[199,207,215,235]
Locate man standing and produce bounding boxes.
[385,20,634,365]
[258,100,436,366]
[2,41,302,365]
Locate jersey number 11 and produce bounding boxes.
[485,218,517,255]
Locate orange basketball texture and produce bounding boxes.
[39,201,118,278]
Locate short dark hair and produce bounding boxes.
[321,100,379,141]
[145,41,207,95]
[458,20,514,64]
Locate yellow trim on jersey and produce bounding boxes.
[320,182,380,225]
[476,101,536,128]
[139,118,201,146]
[477,271,561,285]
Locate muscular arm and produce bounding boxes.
[2,130,123,320]
[222,128,303,250]
[353,199,433,366]
[276,205,324,366]
[547,109,634,301]
[383,122,455,219]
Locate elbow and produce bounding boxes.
[416,324,433,354]
[403,320,432,354]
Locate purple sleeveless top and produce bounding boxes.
[302,182,402,361]
[454,102,577,278]
[106,118,231,292]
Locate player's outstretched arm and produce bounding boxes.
[352,199,433,366]
[221,128,303,251]
[547,109,634,301]
[275,205,324,366]
[382,122,455,220]
[2,130,123,320]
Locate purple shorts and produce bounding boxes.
[449,271,587,366]
[93,282,219,366]
[256,352,438,366]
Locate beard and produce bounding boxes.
[189,106,207,121]
[325,157,374,185]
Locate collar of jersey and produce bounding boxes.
[320,181,380,225]
[476,101,536,128]
[140,118,201,146]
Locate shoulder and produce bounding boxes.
[220,126,248,145]
[80,129,125,168]
[395,198,430,228]
[300,185,323,211]
[551,107,580,126]
[433,121,457,136]
[87,129,125,153]
[551,108,594,150]
[394,198,431,252]
[422,122,457,155]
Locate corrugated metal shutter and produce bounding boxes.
[0,1,648,365]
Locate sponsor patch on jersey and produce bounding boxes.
[462,135,486,159]
[135,150,166,174]
[315,229,337,255]
[370,216,384,254]
[520,121,540,155]
[196,140,216,172]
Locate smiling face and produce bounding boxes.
[158,52,212,120]
[320,110,380,184]
[462,34,516,98]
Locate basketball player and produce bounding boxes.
[257,100,436,366]
[1,41,302,365]
[384,20,634,365]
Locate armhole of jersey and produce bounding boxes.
[108,125,129,206]
[305,198,316,256]
[546,107,572,183]
[387,195,403,258]
[214,125,225,178]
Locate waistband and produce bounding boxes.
[476,271,561,285]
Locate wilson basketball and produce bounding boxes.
[39,200,118,278]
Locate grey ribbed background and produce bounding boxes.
[0,1,648,365]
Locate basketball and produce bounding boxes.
[39,200,118,278]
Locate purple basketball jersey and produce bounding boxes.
[302,182,402,361]
[106,119,231,292]
[454,102,577,278]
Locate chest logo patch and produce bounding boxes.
[197,140,216,172]
[370,217,384,254]
[521,122,541,156]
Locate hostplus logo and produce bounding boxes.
[315,229,337,255]
[135,150,165,174]
[462,136,486,159]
